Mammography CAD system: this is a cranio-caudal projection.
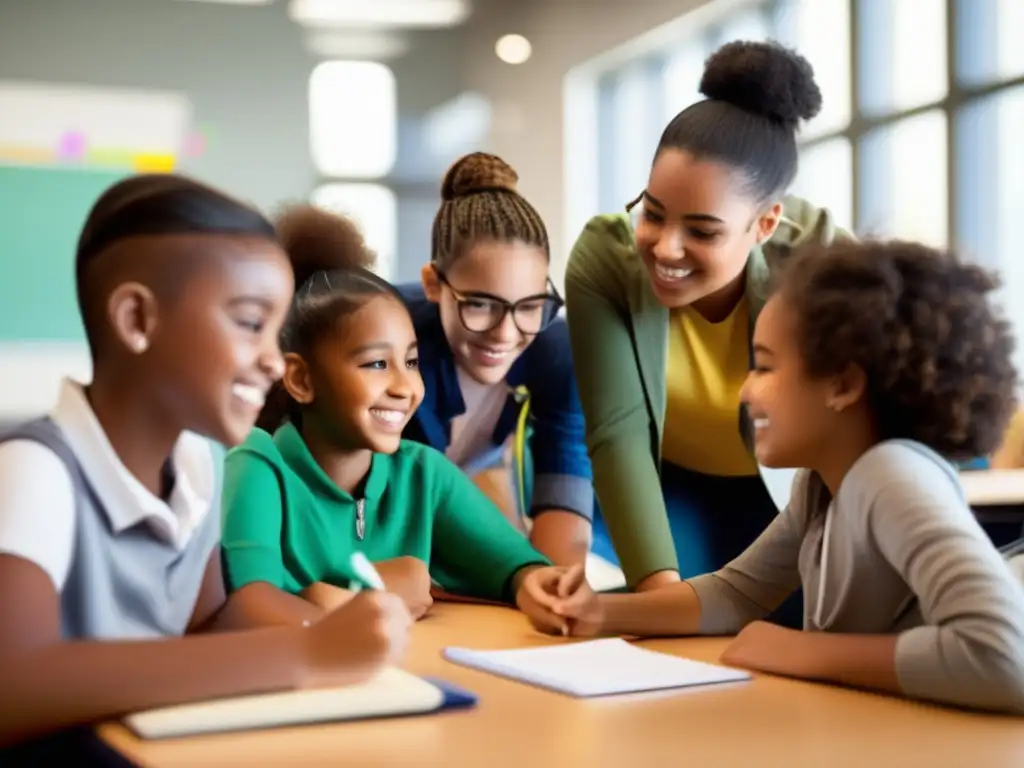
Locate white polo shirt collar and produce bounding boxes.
[49,379,214,549]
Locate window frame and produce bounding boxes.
[592,0,1024,251]
[796,0,1024,247]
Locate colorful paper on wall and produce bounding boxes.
[0,81,196,172]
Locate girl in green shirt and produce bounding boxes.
[220,205,580,629]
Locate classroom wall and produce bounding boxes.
[0,0,713,416]
[0,0,463,263]
[0,0,463,417]
[0,0,313,211]
[461,0,712,285]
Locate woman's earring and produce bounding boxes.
[132,336,148,354]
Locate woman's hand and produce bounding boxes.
[374,556,434,620]
[515,564,605,637]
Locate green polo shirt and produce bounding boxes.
[221,424,549,602]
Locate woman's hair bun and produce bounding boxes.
[274,204,375,290]
[441,152,519,201]
[699,40,822,126]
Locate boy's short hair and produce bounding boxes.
[779,239,1018,460]
[75,174,277,355]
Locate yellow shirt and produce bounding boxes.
[661,297,759,477]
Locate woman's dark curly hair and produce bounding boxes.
[777,239,1018,460]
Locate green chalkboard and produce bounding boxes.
[0,165,125,340]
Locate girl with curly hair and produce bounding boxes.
[533,239,1024,714]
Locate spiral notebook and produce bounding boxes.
[123,668,477,739]
[443,638,750,698]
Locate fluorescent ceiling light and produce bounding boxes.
[289,0,469,28]
[305,30,410,60]
[173,0,274,5]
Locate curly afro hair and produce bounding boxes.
[658,40,821,202]
[778,240,1018,460]
[700,40,822,126]
[274,203,375,290]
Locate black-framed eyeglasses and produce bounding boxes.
[434,267,563,335]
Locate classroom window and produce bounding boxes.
[608,61,662,204]
[583,0,1024,360]
[791,138,853,230]
[774,0,851,140]
[311,183,398,281]
[595,73,619,213]
[661,43,706,123]
[956,85,1024,371]
[858,0,947,116]
[309,61,397,179]
[956,0,1024,86]
[859,110,947,246]
[711,7,773,48]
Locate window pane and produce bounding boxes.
[310,183,398,281]
[773,0,851,139]
[309,61,396,178]
[596,74,619,213]
[662,43,706,123]
[956,86,1024,371]
[858,110,947,246]
[713,8,772,47]
[610,63,658,202]
[790,138,853,230]
[859,0,947,115]
[423,91,492,163]
[956,0,1024,85]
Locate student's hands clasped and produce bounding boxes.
[301,591,412,688]
[515,564,606,637]
[375,556,434,620]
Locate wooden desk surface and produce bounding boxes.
[99,604,1024,768]
[962,469,1024,506]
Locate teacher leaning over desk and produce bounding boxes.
[565,40,851,620]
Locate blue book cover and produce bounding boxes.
[425,677,478,711]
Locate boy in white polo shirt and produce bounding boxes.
[0,175,411,756]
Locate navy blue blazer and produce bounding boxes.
[398,284,594,520]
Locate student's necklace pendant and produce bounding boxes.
[355,498,366,540]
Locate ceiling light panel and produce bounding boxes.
[289,0,470,29]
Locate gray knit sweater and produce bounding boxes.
[688,440,1024,713]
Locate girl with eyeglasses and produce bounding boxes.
[398,152,612,579]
